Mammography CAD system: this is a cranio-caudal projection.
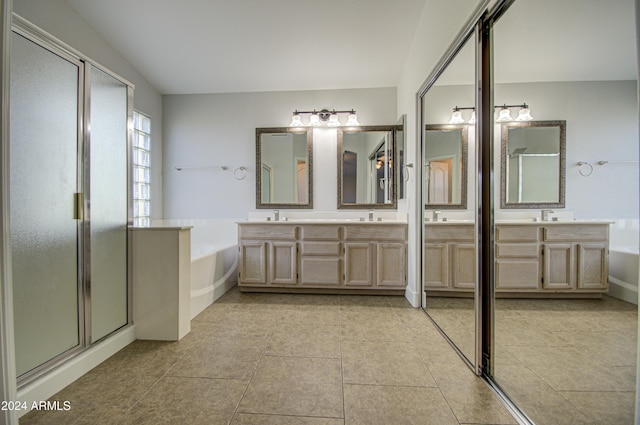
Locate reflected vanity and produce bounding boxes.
[500,120,566,209]
[256,127,313,209]
[337,125,401,209]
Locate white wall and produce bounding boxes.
[162,88,397,219]
[13,0,165,219]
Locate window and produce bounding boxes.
[132,111,151,226]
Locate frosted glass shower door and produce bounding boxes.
[89,67,129,342]
[10,33,82,377]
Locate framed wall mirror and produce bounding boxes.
[500,120,566,209]
[256,127,313,209]
[337,125,399,209]
[424,124,468,209]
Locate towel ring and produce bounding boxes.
[234,166,247,180]
[577,161,593,177]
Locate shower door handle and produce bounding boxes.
[74,192,83,220]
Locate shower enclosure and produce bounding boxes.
[9,17,132,384]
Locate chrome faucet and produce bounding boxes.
[368,210,374,221]
[433,210,442,221]
[541,209,554,221]
[273,210,280,221]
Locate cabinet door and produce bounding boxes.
[452,243,476,290]
[239,241,267,284]
[344,242,372,286]
[270,242,298,285]
[577,243,608,290]
[376,243,405,288]
[300,257,342,286]
[424,244,449,289]
[543,243,574,289]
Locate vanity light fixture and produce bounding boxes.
[495,103,533,122]
[289,108,359,127]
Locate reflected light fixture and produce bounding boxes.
[289,108,359,127]
[495,103,533,122]
[449,106,475,124]
[516,104,533,121]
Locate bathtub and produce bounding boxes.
[608,220,639,305]
[155,219,239,318]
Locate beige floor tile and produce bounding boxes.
[238,356,343,418]
[167,336,268,379]
[343,384,458,425]
[494,364,592,425]
[429,362,517,425]
[91,340,190,378]
[528,362,636,392]
[342,340,436,387]
[231,413,344,425]
[118,376,247,425]
[561,390,635,425]
[266,334,341,358]
[20,402,127,425]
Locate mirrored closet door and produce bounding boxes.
[420,31,478,368]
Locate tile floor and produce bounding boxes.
[427,295,638,425]
[20,287,517,425]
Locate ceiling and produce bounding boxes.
[64,0,637,95]
[64,0,427,95]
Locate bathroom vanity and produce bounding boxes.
[424,220,610,297]
[238,221,407,294]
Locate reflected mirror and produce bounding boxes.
[256,127,313,209]
[337,125,399,209]
[500,120,565,208]
[425,124,468,209]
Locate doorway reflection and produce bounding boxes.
[491,0,638,423]
[422,35,477,366]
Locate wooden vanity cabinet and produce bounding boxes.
[238,222,407,294]
[238,224,298,287]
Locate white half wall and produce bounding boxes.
[162,88,397,219]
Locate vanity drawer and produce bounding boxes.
[543,225,608,242]
[301,225,341,241]
[239,224,297,240]
[344,224,407,241]
[301,242,341,256]
[424,225,474,242]
[495,225,539,242]
[496,243,539,258]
